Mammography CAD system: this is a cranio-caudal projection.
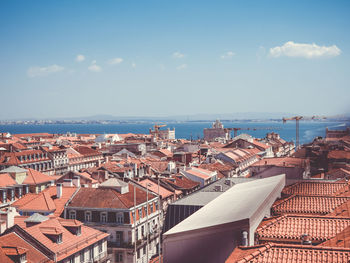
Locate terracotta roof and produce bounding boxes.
[328,150,350,160]
[74,146,102,156]
[184,167,214,180]
[328,200,350,217]
[139,179,173,199]
[320,225,350,248]
[272,195,350,216]
[68,184,156,209]
[157,149,173,157]
[0,173,17,187]
[12,186,77,217]
[256,214,350,244]
[23,168,54,185]
[226,243,350,263]
[282,181,349,196]
[163,175,200,190]
[20,217,108,261]
[0,232,52,263]
[252,157,308,167]
[13,191,56,212]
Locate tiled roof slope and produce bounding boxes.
[225,243,350,263]
[0,232,52,263]
[320,225,350,248]
[24,168,54,185]
[256,214,350,244]
[68,184,156,209]
[19,217,108,261]
[282,181,349,196]
[328,200,350,217]
[272,195,350,216]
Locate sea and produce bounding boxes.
[0,121,349,145]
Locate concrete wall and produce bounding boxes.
[163,220,249,263]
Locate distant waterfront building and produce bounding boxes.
[203,120,231,142]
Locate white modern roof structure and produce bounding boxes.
[163,174,286,263]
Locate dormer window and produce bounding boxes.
[69,210,76,220]
[20,253,27,263]
[85,211,92,222]
[116,213,123,224]
[100,212,107,223]
[57,233,62,244]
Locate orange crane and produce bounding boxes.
[227,127,277,137]
[282,116,326,148]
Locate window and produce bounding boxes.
[150,204,153,214]
[85,211,92,222]
[117,213,123,224]
[144,205,148,215]
[138,208,142,218]
[69,210,76,220]
[89,246,93,259]
[57,234,62,244]
[80,250,85,262]
[141,225,144,237]
[116,231,123,246]
[99,241,103,253]
[115,252,123,262]
[136,228,139,240]
[100,212,107,223]
[137,249,140,259]
[155,202,158,211]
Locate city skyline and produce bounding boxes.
[1,0,349,119]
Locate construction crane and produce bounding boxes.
[282,116,326,149]
[227,127,277,137]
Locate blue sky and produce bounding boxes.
[0,0,349,119]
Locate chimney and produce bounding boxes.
[57,183,62,199]
[63,179,73,187]
[73,176,80,187]
[242,231,248,246]
[301,234,312,245]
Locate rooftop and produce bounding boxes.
[165,174,285,236]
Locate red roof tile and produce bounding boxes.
[256,214,350,244]
[282,181,349,196]
[0,173,17,187]
[0,232,52,263]
[272,195,350,216]
[226,243,350,263]
[68,184,156,209]
[23,168,54,185]
[320,225,350,248]
[21,217,108,261]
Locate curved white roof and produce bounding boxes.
[164,174,285,236]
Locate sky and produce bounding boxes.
[0,0,349,119]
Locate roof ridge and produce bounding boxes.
[42,191,55,210]
[256,215,286,233]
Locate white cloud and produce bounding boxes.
[131,62,136,68]
[76,54,85,62]
[176,64,187,70]
[88,60,102,72]
[173,51,185,59]
[220,51,235,59]
[108,57,123,65]
[27,64,64,78]
[269,41,341,59]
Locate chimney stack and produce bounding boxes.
[242,231,248,246]
[301,234,312,245]
[57,183,62,199]
[73,176,80,187]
